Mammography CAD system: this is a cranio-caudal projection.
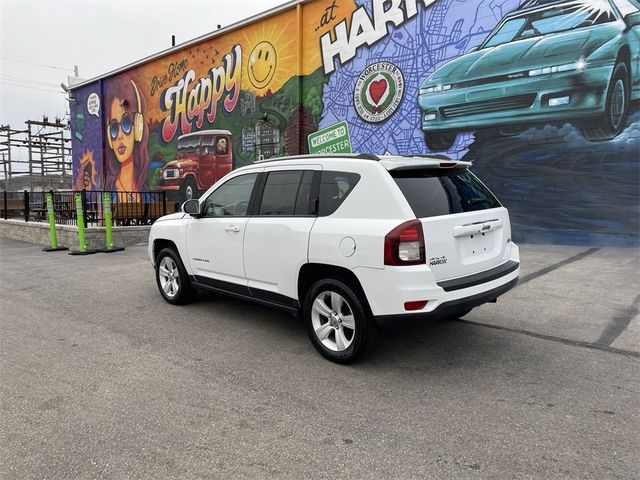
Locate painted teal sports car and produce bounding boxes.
[418,0,640,150]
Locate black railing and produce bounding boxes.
[1,190,179,226]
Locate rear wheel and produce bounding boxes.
[582,61,630,141]
[424,131,457,151]
[304,279,375,364]
[155,247,197,305]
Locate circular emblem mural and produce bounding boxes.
[353,62,405,123]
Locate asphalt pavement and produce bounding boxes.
[0,238,638,479]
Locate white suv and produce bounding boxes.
[149,154,520,363]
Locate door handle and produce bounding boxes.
[225,225,240,233]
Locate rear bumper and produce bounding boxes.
[375,277,518,324]
[357,243,520,318]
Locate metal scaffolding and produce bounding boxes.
[0,117,72,192]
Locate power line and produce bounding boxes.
[0,74,60,88]
[0,80,65,94]
[0,57,75,72]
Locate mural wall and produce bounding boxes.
[71,0,640,246]
[70,82,103,191]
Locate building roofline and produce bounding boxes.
[70,0,306,91]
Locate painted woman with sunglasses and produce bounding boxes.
[104,76,149,196]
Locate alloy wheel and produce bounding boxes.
[311,291,356,352]
[158,256,180,299]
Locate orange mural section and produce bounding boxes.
[122,8,301,129]
[301,0,356,75]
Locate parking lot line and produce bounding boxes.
[456,318,640,359]
[516,247,601,286]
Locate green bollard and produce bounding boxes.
[42,193,68,252]
[98,193,124,253]
[69,192,97,256]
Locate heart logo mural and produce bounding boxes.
[368,78,388,106]
[354,62,405,123]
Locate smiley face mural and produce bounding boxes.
[70,0,639,246]
[248,41,277,90]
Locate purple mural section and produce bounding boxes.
[70,82,104,191]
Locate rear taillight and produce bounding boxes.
[384,219,426,266]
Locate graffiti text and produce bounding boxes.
[321,0,435,74]
[150,59,189,97]
[161,45,242,142]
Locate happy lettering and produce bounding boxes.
[160,45,242,143]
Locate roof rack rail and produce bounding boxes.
[255,153,381,163]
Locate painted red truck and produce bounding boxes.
[157,129,233,200]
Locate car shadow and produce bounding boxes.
[188,291,536,373]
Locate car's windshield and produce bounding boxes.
[616,0,640,16]
[177,136,200,153]
[483,3,616,49]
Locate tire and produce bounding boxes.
[180,177,198,201]
[303,278,376,364]
[155,247,197,305]
[424,131,457,151]
[496,125,526,137]
[582,61,630,141]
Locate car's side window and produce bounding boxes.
[202,173,258,218]
[258,170,309,216]
[201,135,214,155]
[215,136,229,155]
[318,171,361,217]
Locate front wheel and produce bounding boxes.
[424,131,457,151]
[496,125,526,137]
[581,61,630,141]
[155,247,197,305]
[304,279,376,364]
[180,177,198,201]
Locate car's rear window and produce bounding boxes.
[391,169,501,218]
[318,171,361,216]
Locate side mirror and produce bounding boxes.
[625,11,640,29]
[182,199,201,217]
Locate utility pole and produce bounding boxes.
[27,121,34,192]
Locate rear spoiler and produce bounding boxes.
[379,157,472,172]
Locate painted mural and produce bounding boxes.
[71,83,103,191]
[71,0,640,246]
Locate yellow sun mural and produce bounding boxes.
[241,14,298,96]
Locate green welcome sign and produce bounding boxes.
[308,121,352,155]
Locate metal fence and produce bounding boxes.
[0,190,180,227]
